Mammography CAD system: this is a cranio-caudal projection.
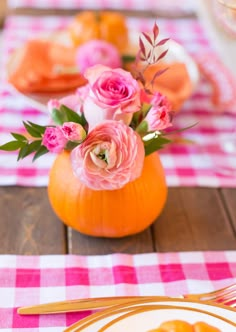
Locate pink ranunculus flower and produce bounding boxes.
[144,92,172,131]
[75,39,122,74]
[82,65,141,130]
[61,122,86,142]
[42,127,67,153]
[71,120,145,190]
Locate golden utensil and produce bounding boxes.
[17,283,236,315]
[17,296,149,315]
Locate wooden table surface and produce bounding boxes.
[0,2,236,256]
[1,187,236,255]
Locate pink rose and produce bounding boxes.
[82,65,141,130]
[75,40,122,74]
[59,94,82,114]
[42,127,67,153]
[71,120,145,190]
[61,122,86,142]
[144,92,172,131]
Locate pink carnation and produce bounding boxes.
[75,40,122,74]
[82,65,141,130]
[42,127,67,153]
[145,107,172,131]
[61,122,86,142]
[71,120,145,190]
[144,92,172,131]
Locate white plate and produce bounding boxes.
[7,29,199,113]
[66,297,236,332]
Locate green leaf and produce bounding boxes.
[0,140,25,151]
[162,122,198,136]
[60,105,85,125]
[65,141,80,151]
[130,110,143,129]
[27,122,46,135]
[140,103,152,117]
[79,112,87,127]
[144,135,171,156]
[122,54,136,63]
[17,144,29,160]
[136,120,148,135]
[11,133,27,142]
[33,145,49,161]
[23,121,42,138]
[29,140,42,150]
[51,108,65,125]
[17,140,43,160]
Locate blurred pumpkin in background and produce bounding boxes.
[69,11,129,52]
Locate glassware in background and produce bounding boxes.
[209,1,236,176]
[214,0,236,36]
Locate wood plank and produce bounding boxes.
[0,187,66,254]
[221,189,236,231]
[152,188,236,251]
[7,7,195,19]
[0,0,7,27]
[68,227,153,255]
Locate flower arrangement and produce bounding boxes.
[1,23,181,191]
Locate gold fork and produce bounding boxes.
[17,283,236,315]
[184,283,236,306]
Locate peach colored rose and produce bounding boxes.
[42,127,67,153]
[71,120,145,190]
[82,65,141,130]
[75,40,122,74]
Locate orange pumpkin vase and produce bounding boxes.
[48,151,167,238]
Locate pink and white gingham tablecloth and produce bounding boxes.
[0,15,236,187]
[0,251,236,331]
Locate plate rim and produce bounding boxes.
[96,304,236,332]
[65,296,236,331]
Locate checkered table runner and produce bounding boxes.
[0,15,236,187]
[7,0,196,15]
[0,252,235,331]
